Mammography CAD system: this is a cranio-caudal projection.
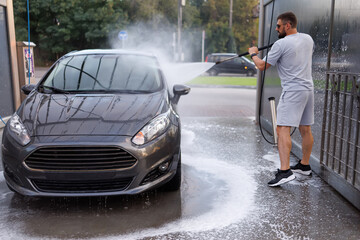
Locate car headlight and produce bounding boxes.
[132,110,171,145]
[8,113,31,146]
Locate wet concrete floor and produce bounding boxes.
[0,87,359,239]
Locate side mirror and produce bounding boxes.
[21,84,36,95]
[172,84,190,104]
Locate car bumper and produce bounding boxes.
[1,124,180,197]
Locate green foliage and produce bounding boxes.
[201,0,258,54]
[188,76,257,86]
[231,0,259,54]
[14,0,129,61]
[13,0,258,63]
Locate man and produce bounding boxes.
[249,12,314,187]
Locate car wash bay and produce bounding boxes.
[0,86,359,240]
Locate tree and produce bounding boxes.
[13,0,258,63]
[14,0,129,62]
[200,0,258,55]
[231,0,259,54]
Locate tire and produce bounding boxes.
[247,69,255,76]
[208,69,218,76]
[160,154,181,191]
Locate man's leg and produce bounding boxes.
[290,125,313,175]
[277,126,292,170]
[298,125,314,165]
[268,125,295,186]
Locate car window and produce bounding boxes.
[220,56,231,62]
[241,56,253,64]
[208,54,236,63]
[234,58,245,64]
[41,54,163,93]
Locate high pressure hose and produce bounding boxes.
[257,0,276,145]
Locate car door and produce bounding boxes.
[232,58,248,74]
[219,57,241,74]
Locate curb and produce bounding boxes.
[187,84,256,89]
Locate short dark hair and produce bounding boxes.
[277,12,297,28]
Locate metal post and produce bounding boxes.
[330,74,341,170]
[320,72,330,164]
[177,0,182,62]
[27,0,31,84]
[229,0,233,28]
[255,0,265,124]
[351,76,360,185]
[326,0,335,70]
[351,108,360,185]
[325,74,336,166]
[344,76,355,179]
[268,97,278,145]
[201,30,205,62]
[337,75,349,174]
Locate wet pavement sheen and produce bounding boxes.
[0,87,359,239]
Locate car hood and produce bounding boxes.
[19,91,168,137]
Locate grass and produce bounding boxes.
[187,76,257,86]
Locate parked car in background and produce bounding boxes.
[205,53,257,76]
[1,49,190,197]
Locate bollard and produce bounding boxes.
[268,97,278,145]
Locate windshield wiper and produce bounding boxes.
[124,90,153,94]
[84,89,153,94]
[41,86,154,94]
[41,85,70,94]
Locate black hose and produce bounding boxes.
[258,0,277,145]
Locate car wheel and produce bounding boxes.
[247,69,255,76]
[160,153,181,191]
[208,69,218,76]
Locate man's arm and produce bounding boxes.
[248,47,271,71]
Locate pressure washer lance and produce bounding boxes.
[268,97,278,145]
[215,43,274,65]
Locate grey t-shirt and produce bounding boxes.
[265,33,314,91]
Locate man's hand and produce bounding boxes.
[248,46,271,71]
[248,47,259,55]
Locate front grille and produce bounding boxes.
[32,178,133,193]
[25,146,137,171]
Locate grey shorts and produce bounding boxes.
[277,90,314,127]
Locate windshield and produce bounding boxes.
[41,54,163,93]
[241,56,254,64]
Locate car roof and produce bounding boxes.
[208,53,237,56]
[65,49,156,57]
